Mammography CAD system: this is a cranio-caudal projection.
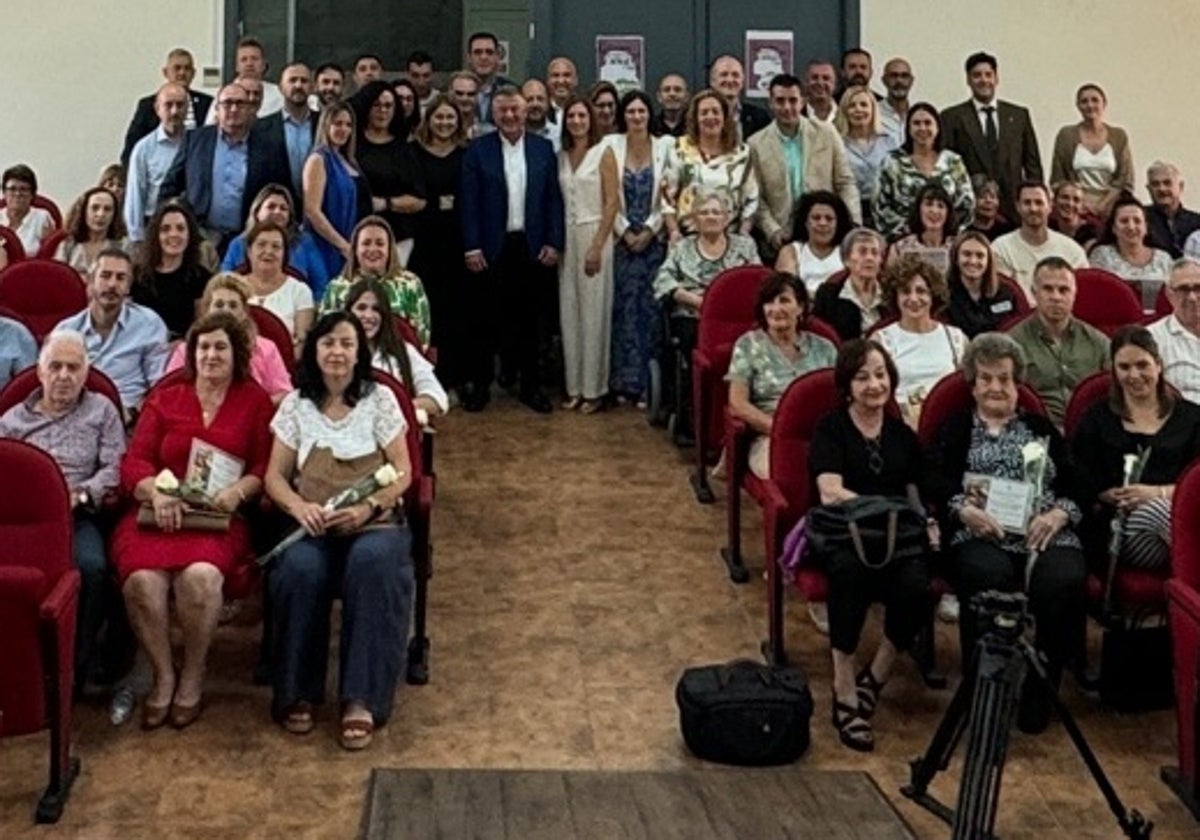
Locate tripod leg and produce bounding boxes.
[902,660,975,815]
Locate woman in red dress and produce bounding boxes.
[112,311,273,729]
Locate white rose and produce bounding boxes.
[1021,441,1046,466]
[374,464,399,486]
[153,469,180,493]
[1122,453,1139,482]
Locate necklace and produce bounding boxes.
[864,435,885,475]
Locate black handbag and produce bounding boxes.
[805,495,927,569]
[675,659,813,766]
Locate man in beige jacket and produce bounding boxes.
[748,73,860,259]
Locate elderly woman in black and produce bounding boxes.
[809,339,933,752]
[1072,325,1200,571]
[928,332,1086,733]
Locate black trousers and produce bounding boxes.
[825,548,931,655]
[465,233,553,395]
[662,311,698,433]
[953,540,1087,672]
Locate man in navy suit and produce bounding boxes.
[460,85,564,413]
[158,82,291,251]
[121,48,213,166]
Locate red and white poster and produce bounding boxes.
[595,35,645,95]
[744,30,794,99]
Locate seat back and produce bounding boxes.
[0,439,73,735]
[1073,267,1146,336]
[1062,370,1110,440]
[0,259,88,341]
[803,316,840,347]
[0,365,123,418]
[371,370,426,509]
[249,304,297,373]
[0,195,63,228]
[37,228,67,261]
[769,369,841,516]
[0,225,26,264]
[916,371,1047,449]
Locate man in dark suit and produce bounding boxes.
[121,48,213,166]
[460,85,564,413]
[254,62,317,203]
[709,55,769,141]
[158,82,291,250]
[941,51,1043,223]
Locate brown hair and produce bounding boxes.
[560,95,602,151]
[245,220,290,270]
[1108,325,1173,419]
[414,93,467,147]
[946,230,999,298]
[183,311,252,383]
[685,89,737,154]
[880,253,949,315]
[65,186,126,243]
[834,338,898,404]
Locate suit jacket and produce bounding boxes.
[158,123,292,231]
[254,110,319,206]
[605,134,673,236]
[738,100,771,140]
[121,88,213,166]
[459,131,565,263]
[941,99,1043,220]
[748,119,862,240]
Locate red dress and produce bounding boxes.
[111,378,274,583]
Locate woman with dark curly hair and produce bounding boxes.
[132,202,212,339]
[774,190,853,293]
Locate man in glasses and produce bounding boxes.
[121,48,214,166]
[159,81,291,251]
[1149,258,1200,402]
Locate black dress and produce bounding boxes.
[409,143,467,387]
[131,263,212,339]
[356,137,426,243]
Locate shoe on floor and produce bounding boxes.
[808,602,830,635]
[937,593,960,623]
[520,390,553,414]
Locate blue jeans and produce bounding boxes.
[74,516,111,682]
[270,525,414,723]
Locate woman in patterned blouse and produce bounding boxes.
[726,272,837,478]
[927,332,1086,733]
[661,90,759,241]
[874,102,975,241]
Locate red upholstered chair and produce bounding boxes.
[0,259,88,341]
[0,365,122,419]
[760,369,841,664]
[0,194,64,229]
[722,320,839,582]
[690,264,771,503]
[36,229,67,261]
[997,274,1032,316]
[393,313,437,364]
[1164,459,1200,817]
[371,370,436,683]
[0,439,80,822]
[0,225,26,264]
[1073,267,1146,336]
[248,304,297,374]
[1062,370,1110,441]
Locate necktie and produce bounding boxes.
[983,105,998,154]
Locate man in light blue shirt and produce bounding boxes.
[125,83,188,243]
[259,62,316,200]
[208,121,250,235]
[53,248,169,417]
[0,314,37,388]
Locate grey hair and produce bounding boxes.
[39,330,89,370]
[841,226,885,259]
[691,187,731,215]
[1171,256,1200,277]
[961,331,1026,384]
[1147,160,1182,181]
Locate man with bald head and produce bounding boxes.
[522,78,561,152]
[121,48,213,165]
[651,73,689,137]
[878,57,914,145]
[546,56,578,111]
[160,81,292,247]
[709,54,769,140]
[125,82,189,243]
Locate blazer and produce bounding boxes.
[158,123,292,231]
[1049,123,1134,196]
[459,131,565,264]
[738,100,771,140]
[605,134,673,236]
[120,88,213,166]
[254,110,319,206]
[748,119,862,240]
[941,99,1043,220]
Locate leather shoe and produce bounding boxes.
[519,390,553,414]
[169,699,203,730]
[141,701,170,731]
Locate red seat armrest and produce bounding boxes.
[1168,579,1200,624]
[38,569,80,622]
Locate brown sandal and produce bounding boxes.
[283,702,315,735]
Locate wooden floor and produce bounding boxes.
[0,395,1195,839]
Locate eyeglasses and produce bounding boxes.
[1169,284,1200,297]
[218,99,249,109]
[3,185,31,194]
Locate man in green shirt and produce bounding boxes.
[1007,256,1109,427]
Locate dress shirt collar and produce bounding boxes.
[22,387,83,419]
[500,131,525,150]
[83,303,131,336]
[972,98,997,113]
[218,129,249,148]
[1166,313,1200,340]
[283,109,314,127]
[773,121,801,141]
[154,124,183,145]
[1031,314,1079,342]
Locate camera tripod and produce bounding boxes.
[900,591,1153,839]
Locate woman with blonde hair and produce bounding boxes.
[303,102,362,280]
[835,84,897,228]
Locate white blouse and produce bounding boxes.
[791,242,844,295]
[371,344,450,414]
[876,321,967,409]
[271,385,406,468]
[247,276,314,337]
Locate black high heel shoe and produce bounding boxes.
[855,666,887,720]
[832,690,874,752]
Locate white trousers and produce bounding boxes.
[560,221,613,399]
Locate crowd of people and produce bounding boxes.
[1,32,1199,755]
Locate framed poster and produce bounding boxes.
[497,40,510,76]
[595,35,645,95]
[744,30,794,98]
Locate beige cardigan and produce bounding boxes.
[1049,123,1134,206]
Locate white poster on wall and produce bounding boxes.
[595,35,645,95]
[497,40,510,76]
[744,30,794,98]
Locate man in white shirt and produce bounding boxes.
[546,56,578,112]
[1148,257,1200,402]
[125,83,188,243]
[878,58,913,146]
[802,60,838,123]
[992,182,1087,297]
[521,78,561,152]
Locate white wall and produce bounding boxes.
[0,1,223,206]
[862,0,1200,201]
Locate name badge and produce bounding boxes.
[991,300,1014,314]
[439,194,455,211]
